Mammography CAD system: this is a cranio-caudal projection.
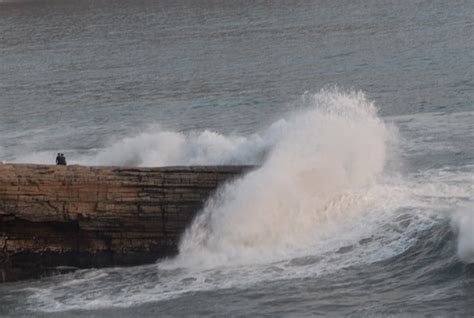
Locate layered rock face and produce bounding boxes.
[0,164,252,282]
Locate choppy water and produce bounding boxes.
[1,0,473,316]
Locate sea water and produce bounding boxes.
[0,0,473,316]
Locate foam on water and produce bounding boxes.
[79,122,285,167]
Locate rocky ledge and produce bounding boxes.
[0,164,253,282]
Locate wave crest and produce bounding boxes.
[171,89,396,268]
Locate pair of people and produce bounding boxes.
[56,153,67,165]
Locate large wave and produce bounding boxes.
[171,89,396,268]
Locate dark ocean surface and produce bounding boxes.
[0,0,473,316]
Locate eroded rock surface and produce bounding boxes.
[0,164,252,282]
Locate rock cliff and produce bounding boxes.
[0,164,253,282]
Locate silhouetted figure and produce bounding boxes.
[56,153,67,165]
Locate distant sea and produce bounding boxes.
[0,0,473,316]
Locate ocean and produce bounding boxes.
[0,0,473,316]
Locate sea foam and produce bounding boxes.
[168,89,397,268]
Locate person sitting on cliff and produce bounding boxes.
[56,153,61,165]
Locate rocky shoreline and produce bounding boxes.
[0,164,253,282]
